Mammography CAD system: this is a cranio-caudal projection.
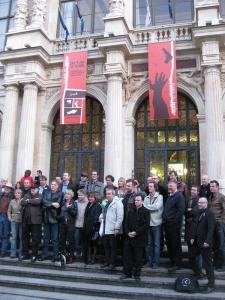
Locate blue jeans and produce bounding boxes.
[43,223,59,258]
[74,228,83,255]
[0,215,10,254]
[10,221,22,257]
[147,225,161,266]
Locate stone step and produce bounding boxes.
[0,273,225,300]
[0,264,224,291]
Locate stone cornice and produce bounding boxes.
[98,35,133,57]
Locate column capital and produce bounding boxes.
[107,0,125,17]
[125,117,136,127]
[23,82,38,92]
[203,65,221,76]
[41,123,54,132]
[4,83,19,92]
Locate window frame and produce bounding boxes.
[134,0,194,29]
[0,0,15,52]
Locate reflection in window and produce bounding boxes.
[0,0,16,51]
[59,0,108,38]
[220,0,225,17]
[135,0,193,28]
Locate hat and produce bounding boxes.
[81,172,88,177]
[5,183,14,189]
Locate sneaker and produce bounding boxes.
[31,256,37,262]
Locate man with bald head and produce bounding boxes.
[189,197,216,293]
[199,175,211,199]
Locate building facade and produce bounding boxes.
[0,0,225,189]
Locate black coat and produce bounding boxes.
[83,202,102,236]
[199,184,211,199]
[125,205,150,247]
[58,201,78,225]
[21,194,43,224]
[163,191,185,224]
[190,208,216,248]
[43,191,62,224]
[185,198,199,242]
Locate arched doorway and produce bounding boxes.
[135,93,200,187]
[50,97,105,181]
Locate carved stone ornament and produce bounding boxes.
[31,0,46,27]
[177,70,205,100]
[46,87,59,101]
[123,74,148,102]
[108,0,125,16]
[14,0,28,30]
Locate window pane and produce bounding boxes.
[154,0,172,25]
[10,0,17,15]
[220,0,225,17]
[76,0,92,34]
[175,0,193,23]
[136,0,150,28]
[60,2,75,38]
[0,19,7,51]
[0,0,10,18]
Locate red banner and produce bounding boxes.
[148,41,178,120]
[60,51,88,125]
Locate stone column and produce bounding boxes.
[39,124,54,179]
[108,0,125,16]
[14,0,28,30]
[204,66,225,181]
[104,74,123,182]
[0,85,19,182]
[30,0,46,28]
[16,83,38,179]
[123,118,136,179]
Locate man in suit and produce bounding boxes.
[163,180,185,272]
[38,176,50,196]
[120,193,150,282]
[60,172,75,195]
[189,197,216,293]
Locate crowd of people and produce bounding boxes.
[0,169,224,293]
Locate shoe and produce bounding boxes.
[20,255,30,261]
[195,272,204,280]
[38,256,48,261]
[134,276,141,283]
[168,265,180,272]
[31,256,37,262]
[202,286,215,293]
[101,263,109,268]
[0,253,6,258]
[120,274,132,280]
[152,264,159,269]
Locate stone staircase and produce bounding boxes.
[0,257,224,300]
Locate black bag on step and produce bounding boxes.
[175,275,199,293]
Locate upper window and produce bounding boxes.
[58,0,108,38]
[0,0,16,51]
[220,0,225,18]
[135,0,194,28]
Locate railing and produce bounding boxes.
[53,35,102,54]
[133,25,192,44]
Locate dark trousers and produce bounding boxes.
[213,222,225,268]
[83,234,92,264]
[22,223,41,257]
[43,223,59,258]
[164,222,182,266]
[103,234,117,266]
[59,223,75,256]
[123,239,144,277]
[190,243,215,287]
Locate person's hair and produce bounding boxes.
[168,179,178,185]
[135,192,144,201]
[148,180,158,191]
[191,185,199,191]
[169,170,178,177]
[77,189,87,196]
[24,170,31,177]
[91,170,98,175]
[133,179,140,187]
[15,182,21,189]
[88,192,98,202]
[65,189,74,199]
[63,172,70,177]
[118,177,126,191]
[15,189,22,195]
[126,179,135,185]
[210,180,219,187]
[39,175,47,181]
[105,187,116,195]
[37,170,42,175]
[105,175,115,182]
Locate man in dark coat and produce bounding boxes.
[21,185,43,261]
[120,193,150,282]
[199,175,211,200]
[163,180,185,272]
[189,197,216,293]
[60,172,75,195]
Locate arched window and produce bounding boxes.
[135,0,194,28]
[58,0,108,38]
[0,0,16,51]
[50,97,105,181]
[135,93,200,187]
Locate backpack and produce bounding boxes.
[175,275,199,293]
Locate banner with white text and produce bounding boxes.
[148,41,178,120]
[60,51,88,125]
